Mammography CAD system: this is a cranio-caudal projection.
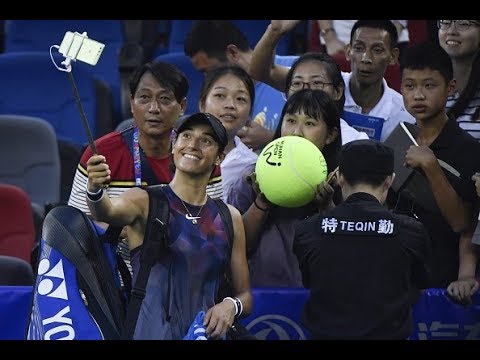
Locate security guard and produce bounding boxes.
[293,139,431,340]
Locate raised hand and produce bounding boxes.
[270,20,302,35]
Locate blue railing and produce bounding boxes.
[2,286,479,340]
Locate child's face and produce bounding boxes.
[200,73,252,139]
[280,111,335,151]
[400,68,455,123]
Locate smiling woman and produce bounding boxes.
[437,20,480,32]
[438,19,480,140]
[173,113,227,176]
[198,64,258,213]
[85,112,253,340]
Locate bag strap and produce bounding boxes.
[212,199,236,302]
[213,198,234,247]
[121,184,170,339]
[98,126,160,300]
[42,205,124,338]
[212,199,256,339]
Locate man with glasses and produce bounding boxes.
[250,20,415,142]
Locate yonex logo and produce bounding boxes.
[32,258,75,339]
[37,258,68,300]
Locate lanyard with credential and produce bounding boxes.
[133,126,142,186]
[122,125,159,187]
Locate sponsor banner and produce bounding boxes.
[410,288,480,340]
[2,286,480,340]
[240,288,310,340]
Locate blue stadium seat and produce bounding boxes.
[0,51,113,146]
[154,52,203,116]
[4,20,124,123]
[0,115,61,208]
[166,20,192,53]
[166,20,293,55]
[0,255,34,286]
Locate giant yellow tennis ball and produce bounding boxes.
[255,136,328,208]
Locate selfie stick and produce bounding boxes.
[50,32,98,155]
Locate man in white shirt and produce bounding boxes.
[249,20,415,142]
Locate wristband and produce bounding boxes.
[254,199,269,212]
[86,187,104,202]
[223,297,238,317]
[233,296,243,317]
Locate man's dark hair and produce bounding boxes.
[400,41,453,83]
[350,20,398,48]
[129,61,189,103]
[339,139,394,187]
[184,20,250,61]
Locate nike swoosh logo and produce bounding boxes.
[186,214,201,220]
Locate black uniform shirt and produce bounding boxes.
[293,192,430,340]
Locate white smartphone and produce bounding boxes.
[58,31,105,66]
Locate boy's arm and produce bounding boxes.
[447,225,479,305]
[405,145,473,233]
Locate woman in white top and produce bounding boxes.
[198,64,258,213]
[438,19,480,141]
